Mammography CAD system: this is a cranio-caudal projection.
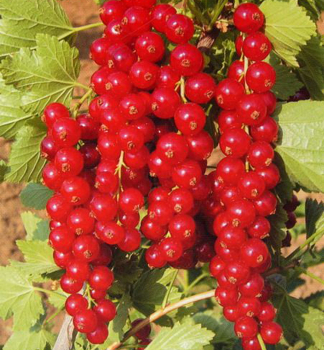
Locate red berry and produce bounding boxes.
[238,297,261,317]
[169,188,194,214]
[255,164,280,190]
[258,302,276,322]
[119,188,144,213]
[156,132,189,165]
[96,221,126,245]
[233,3,264,33]
[156,65,180,89]
[72,235,100,262]
[54,147,84,177]
[215,78,245,110]
[61,176,91,205]
[42,162,64,191]
[215,286,239,307]
[118,228,141,252]
[129,61,159,90]
[172,159,203,189]
[67,208,95,235]
[228,60,245,84]
[60,273,83,294]
[97,133,121,160]
[186,131,214,161]
[135,31,165,62]
[49,226,75,253]
[234,316,258,338]
[216,157,245,186]
[248,141,274,168]
[243,32,272,61]
[43,103,69,128]
[246,62,276,93]
[217,110,242,133]
[41,136,59,161]
[224,305,240,322]
[131,319,151,340]
[100,0,126,24]
[236,93,267,126]
[160,237,183,262]
[74,309,98,333]
[122,6,151,36]
[218,226,248,250]
[174,103,206,136]
[241,337,262,350]
[260,322,282,344]
[250,116,278,143]
[107,43,137,73]
[90,194,118,222]
[145,244,167,268]
[148,200,173,226]
[259,91,277,115]
[46,194,72,221]
[104,19,131,45]
[90,38,111,65]
[152,4,177,33]
[247,216,270,239]
[170,43,204,77]
[151,88,181,119]
[235,35,244,56]
[240,238,269,268]
[87,322,109,344]
[238,172,265,199]
[65,294,88,317]
[227,199,256,228]
[66,259,90,282]
[89,266,114,291]
[165,14,194,44]
[209,256,226,277]
[185,73,216,104]
[220,128,251,157]
[225,261,251,284]
[253,190,277,216]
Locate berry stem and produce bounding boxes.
[183,272,210,295]
[44,307,63,325]
[162,269,179,308]
[33,286,67,298]
[257,333,267,350]
[106,289,216,350]
[209,0,228,30]
[285,228,324,264]
[72,88,94,117]
[58,22,104,42]
[299,267,324,285]
[180,77,188,103]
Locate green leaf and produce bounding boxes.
[4,119,47,183]
[48,288,68,310]
[108,294,131,343]
[20,183,53,210]
[132,268,182,315]
[146,322,214,350]
[274,101,324,192]
[0,34,80,114]
[20,212,49,241]
[266,54,303,100]
[305,199,324,239]
[298,36,324,100]
[268,203,288,250]
[93,0,106,5]
[0,0,74,59]
[274,153,294,204]
[192,309,235,344]
[11,240,59,278]
[3,327,55,350]
[272,287,324,348]
[0,160,7,181]
[304,291,324,311]
[260,0,316,66]
[0,266,44,330]
[0,74,32,139]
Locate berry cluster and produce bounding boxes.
[209,3,283,349]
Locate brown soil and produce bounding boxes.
[0,0,323,346]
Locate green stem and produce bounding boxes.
[300,268,324,285]
[285,229,324,264]
[257,333,267,350]
[162,269,178,309]
[44,308,62,325]
[180,77,187,103]
[33,286,66,298]
[58,22,104,41]
[74,82,91,90]
[209,0,227,29]
[72,88,93,116]
[183,273,209,295]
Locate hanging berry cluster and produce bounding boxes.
[210,3,284,349]
[41,0,219,345]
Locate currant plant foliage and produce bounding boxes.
[0,0,323,350]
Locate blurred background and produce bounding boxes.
[0,0,323,345]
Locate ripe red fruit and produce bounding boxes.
[234,316,258,338]
[43,103,70,128]
[53,251,73,268]
[223,305,240,322]
[225,261,251,284]
[220,186,242,207]
[86,322,109,344]
[151,4,177,33]
[93,299,116,322]
[259,91,277,115]
[61,176,91,205]
[119,188,144,213]
[246,62,276,93]
[42,162,63,191]
[236,93,267,126]
[135,32,165,62]
[258,302,276,322]
[97,133,121,160]
[145,244,167,268]
[77,114,99,140]
[160,237,183,261]
[72,235,100,262]
[122,6,151,36]
[46,194,72,221]
[90,38,111,65]
[215,78,245,110]
[118,228,142,252]
[148,200,173,226]
[170,43,204,77]
[104,19,131,44]
[151,88,181,119]
[60,273,83,294]
[90,194,118,222]
[260,322,283,344]
[89,266,114,291]
[247,216,270,239]
[107,43,137,73]
[220,128,251,157]
[49,226,75,253]
[148,151,173,178]
[250,116,278,143]
[215,286,239,307]
[186,131,214,161]
[238,172,265,199]
[214,240,240,263]
[165,14,194,44]
[67,208,95,235]
[156,65,180,89]
[91,66,116,95]
[169,188,194,214]
[235,35,244,56]
[172,159,203,189]
[241,337,262,350]
[105,71,132,98]
[141,216,166,241]
[66,259,90,282]
[227,199,256,228]
[217,110,242,133]
[74,309,98,333]
[185,73,216,104]
[129,61,159,90]
[218,226,248,250]
[255,164,280,190]
[174,103,206,136]
[243,32,272,61]
[41,136,59,161]
[119,94,146,121]
[156,132,189,165]
[216,157,245,186]
[233,3,264,33]
[92,244,113,266]
[54,147,84,177]
[238,297,261,317]
[99,0,126,24]
[240,238,269,267]
[253,190,277,216]
[65,294,88,316]
[209,256,226,277]
[248,141,274,168]
[169,214,196,242]
[96,221,125,245]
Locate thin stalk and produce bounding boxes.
[209,0,227,30]
[300,268,324,285]
[285,229,324,264]
[58,22,104,41]
[106,289,215,350]
[34,286,66,298]
[180,77,188,103]
[72,88,93,116]
[44,308,63,325]
[162,269,179,309]
[183,273,209,295]
[257,333,267,350]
